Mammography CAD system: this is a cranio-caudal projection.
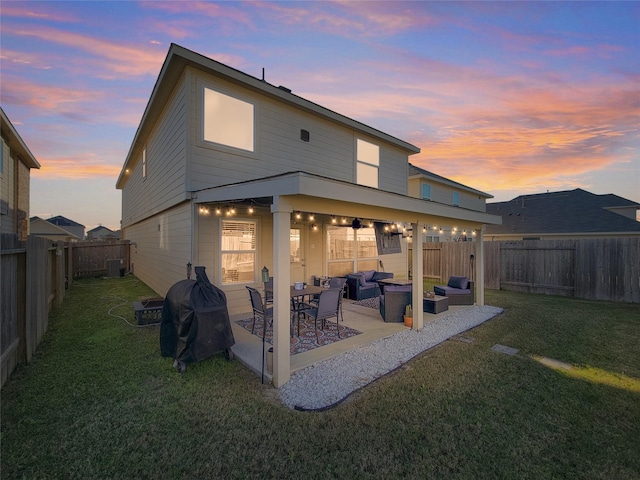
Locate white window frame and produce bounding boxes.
[142,146,147,180]
[452,191,460,207]
[356,138,379,188]
[220,219,257,285]
[202,85,255,153]
[421,183,431,200]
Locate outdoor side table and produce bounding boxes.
[423,295,449,314]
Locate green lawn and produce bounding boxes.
[2,276,639,479]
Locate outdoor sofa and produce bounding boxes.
[345,270,394,300]
[433,275,475,305]
[379,284,411,323]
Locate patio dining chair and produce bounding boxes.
[299,288,342,343]
[328,276,347,322]
[246,286,273,335]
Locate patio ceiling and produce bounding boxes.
[192,171,501,228]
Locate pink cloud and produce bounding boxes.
[32,155,121,179]
[3,25,164,78]
[1,76,104,112]
[0,3,79,23]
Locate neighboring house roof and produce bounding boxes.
[87,225,114,234]
[117,43,420,189]
[408,163,493,199]
[486,189,640,236]
[30,216,81,240]
[0,107,41,169]
[46,215,85,228]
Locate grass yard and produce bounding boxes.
[2,276,639,479]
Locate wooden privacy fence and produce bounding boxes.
[419,238,640,303]
[1,234,64,387]
[71,240,130,278]
[1,236,132,387]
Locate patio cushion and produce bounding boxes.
[372,271,393,282]
[348,273,365,286]
[362,270,376,282]
[384,285,411,293]
[447,275,469,290]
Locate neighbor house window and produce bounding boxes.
[356,138,379,188]
[142,147,147,180]
[204,87,254,152]
[452,191,460,206]
[421,183,431,200]
[221,220,256,284]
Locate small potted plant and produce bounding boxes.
[404,304,413,328]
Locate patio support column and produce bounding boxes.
[475,226,485,306]
[271,199,293,387]
[412,222,424,330]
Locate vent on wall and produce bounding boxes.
[300,129,310,142]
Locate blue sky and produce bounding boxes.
[2,1,638,231]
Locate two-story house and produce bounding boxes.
[117,44,500,385]
[1,108,41,240]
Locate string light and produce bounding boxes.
[215,206,222,215]
[309,213,315,221]
[331,216,337,224]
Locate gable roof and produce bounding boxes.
[408,163,493,198]
[30,217,81,240]
[87,225,114,234]
[46,215,85,228]
[1,107,40,169]
[117,43,420,188]
[486,189,640,235]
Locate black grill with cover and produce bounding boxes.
[160,266,234,373]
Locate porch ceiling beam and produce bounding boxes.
[192,172,501,226]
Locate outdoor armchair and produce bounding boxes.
[379,285,412,323]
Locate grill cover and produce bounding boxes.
[160,266,234,364]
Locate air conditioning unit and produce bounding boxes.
[107,259,123,277]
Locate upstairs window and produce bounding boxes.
[421,183,431,200]
[452,191,460,206]
[142,147,147,180]
[356,138,379,188]
[204,87,254,152]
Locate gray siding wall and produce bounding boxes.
[126,201,192,297]
[121,75,188,228]
[186,69,409,195]
[1,138,15,235]
[408,178,487,213]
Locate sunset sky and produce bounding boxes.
[2,1,638,231]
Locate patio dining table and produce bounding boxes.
[263,285,325,336]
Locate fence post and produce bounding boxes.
[55,241,65,307]
[475,227,485,305]
[66,241,73,287]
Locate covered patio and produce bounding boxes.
[229,296,473,382]
[194,172,498,387]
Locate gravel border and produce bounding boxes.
[279,305,503,410]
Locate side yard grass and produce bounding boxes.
[1,276,639,479]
